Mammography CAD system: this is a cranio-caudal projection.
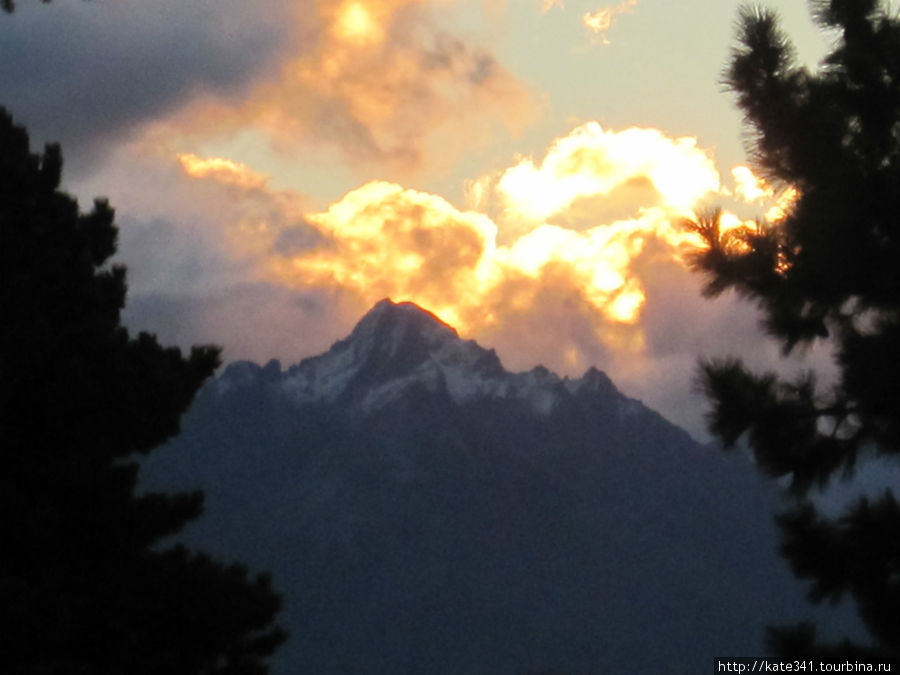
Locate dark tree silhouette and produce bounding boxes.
[687,0,900,660]
[3,0,51,12]
[0,108,285,673]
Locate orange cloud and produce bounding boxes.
[159,0,537,176]
[582,0,637,42]
[731,165,772,203]
[271,181,498,330]
[728,165,800,223]
[489,123,719,224]
[332,1,387,45]
[177,153,270,190]
[175,122,723,362]
[765,186,799,223]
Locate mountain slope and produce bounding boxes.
[140,299,858,674]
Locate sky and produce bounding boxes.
[0,0,848,439]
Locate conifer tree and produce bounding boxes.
[2,0,52,12]
[688,0,900,659]
[0,108,285,673]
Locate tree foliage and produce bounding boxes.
[688,0,900,659]
[0,108,285,673]
[3,0,54,13]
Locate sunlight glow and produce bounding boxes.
[333,2,383,45]
[607,282,645,323]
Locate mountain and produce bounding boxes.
[140,299,859,674]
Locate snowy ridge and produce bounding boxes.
[219,299,639,417]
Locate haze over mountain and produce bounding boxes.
[140,299,858,674]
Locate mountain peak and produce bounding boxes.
[349,298,459,352]
[276,299,497,407]
[231,299,629,418]
[360,298,457,331]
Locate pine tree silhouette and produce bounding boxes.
[687,0,900,660]
[0,108,285,674]
[3,0,55,13]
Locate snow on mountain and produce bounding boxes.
[222,298,640,419]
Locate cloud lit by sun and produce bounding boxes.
[729,165,799,222]
[172,122,741,363]
[731,165,771,203]
[155,0,536,176]
[765,186,799,222]
[490,123,719,222]
[177,153,270,190]
[582,0,638,42]
[332,1,385,45]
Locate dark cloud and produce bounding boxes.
[273,220,326,256]
[122,283,351,365]
[421,32,496,85]
[115,216,238,295]
[0,0,294,168]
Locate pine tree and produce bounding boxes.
[0,108,285,673]
[2,0,54,13]
[688,0,900,659]
[4,0,47,12]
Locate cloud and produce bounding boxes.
[177,154,271,191]
[267,180,497,331]
[266,179,685,336]
[582,0,637,43]
[1,0,536,178]
[488,122,720,224]
[169,122,724,368]
[153,0,538,176]
[123,283,352,365]
[0,0,291,166]
[731,165,772,204]
[730,165,799,222]
[94,148,346,365]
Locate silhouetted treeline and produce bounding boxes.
[0,108,285,673]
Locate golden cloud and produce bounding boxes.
[270,181,498,330]
[177,153,270,191]
[331,1,389,45]
[175,122,729,363]
[765,186,799,223]
[159,0,537,176]
[729,165,799,223]
[485,123,720,226]
[582,0,637,42]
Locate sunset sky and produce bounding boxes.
[0,0,849,438]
